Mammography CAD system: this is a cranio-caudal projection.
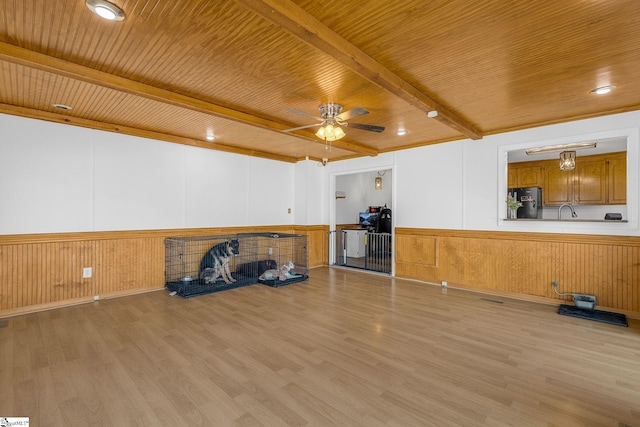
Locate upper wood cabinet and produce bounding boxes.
[574,158,607,205]
[508,161,543,188]
[509,151,626,206]
[607,153,627,205]
[507,167,517,189]
[517,166,543,188]
[544,166,573,205]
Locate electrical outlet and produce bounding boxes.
[93,295,100,301]
[441,281,448,287]
[268,247,273,255]
[83,267,93,278]
[287,208,291,214]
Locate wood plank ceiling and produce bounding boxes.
[1,0,639,163]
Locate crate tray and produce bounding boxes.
[259,274,308,288]
[166,274,257,298]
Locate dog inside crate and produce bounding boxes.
[199,239,239,285]
[165,235,258,297]
[249,233,309,286]
[165,233,308,296]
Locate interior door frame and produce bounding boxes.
[328,165,396,276]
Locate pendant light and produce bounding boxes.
[559,151,576,171]
[375,171,386,190]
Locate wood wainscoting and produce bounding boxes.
[395,228,640,319]
[0,225,328,317]
[293,225,329,268]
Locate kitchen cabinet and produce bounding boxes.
[544,166,573,205]
[541,151,626,206]
[517,166,543,187]
[607,153,627,204]
[507,167,517,188]
[574,158,606,204]
[508,162,543,188]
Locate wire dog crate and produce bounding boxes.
[164,234,259,297]
[245,232,309,287]
[164,232,309,297]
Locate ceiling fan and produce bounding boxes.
[282,103,385,141]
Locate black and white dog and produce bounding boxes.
[199,240,239,285]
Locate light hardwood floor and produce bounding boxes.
[1,267,639,426]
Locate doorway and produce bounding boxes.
[329,168,394,275]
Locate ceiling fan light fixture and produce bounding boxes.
[284,103,383,140]
[316,124,345,141]
[86,0,126,21]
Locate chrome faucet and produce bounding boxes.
[558,203,577,219]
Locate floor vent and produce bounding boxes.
[480,298,504,304]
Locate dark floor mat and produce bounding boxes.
[558,304,628,327]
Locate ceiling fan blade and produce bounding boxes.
[281,123,320,133]
[346,122,385,133]
[337,106,369,121]
[286,108,322,120]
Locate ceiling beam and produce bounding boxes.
[234,0,483,140]
[0,42,378,156]
[0,103,299,163]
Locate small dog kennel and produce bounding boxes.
[243,232,309,287]
[164,232,308,297]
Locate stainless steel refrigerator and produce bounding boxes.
[508,187,542,219]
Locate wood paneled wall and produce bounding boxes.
[395,228,640,318]
[293,225,329,268]
[5,225,638,319]
[0,225,328,317]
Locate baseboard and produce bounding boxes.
[420,280,640,320]
[0,286,164,319]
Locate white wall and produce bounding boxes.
[0,114,295,234]
[3,111,640,236]
[335,170,392,225]
[396,141,465,229]
[294,159,325,225]
[93,130,185,230]
[329,111,640,236]
[322,152,396,225]
[0,118,95,233]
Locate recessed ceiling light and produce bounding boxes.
[427,110,438,118]
[590,85,616,95]
[51,103,72,110]
[85,0,126,21]
[396,129,407,136]
[205,134,215,141]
